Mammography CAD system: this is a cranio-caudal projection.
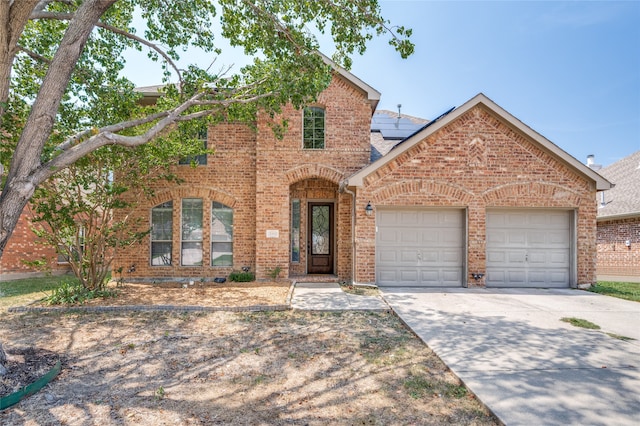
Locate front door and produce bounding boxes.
[307,202,334,274]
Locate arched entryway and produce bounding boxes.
[289,178,341,277]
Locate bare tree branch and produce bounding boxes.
[17,44,51,63]
[29,10,183,84]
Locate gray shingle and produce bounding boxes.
[597,150,640,218]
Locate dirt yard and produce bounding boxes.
[1,283,498,425]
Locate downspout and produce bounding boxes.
[339,179,357,284]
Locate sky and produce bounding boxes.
[123,0,640,168]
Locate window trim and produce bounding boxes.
[302,106,326,150]
[150,201,173,267]
[211,201,234,267]
[178,125,208,165]
[291,199,301,263]
[181,198,204,266]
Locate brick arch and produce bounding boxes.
[148,187,238,209]
[285,164,345,186]
[371,179,475,204]
[482,182,582,207]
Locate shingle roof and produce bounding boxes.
[352,93,614,190]
[370,110,429,162]
[597,150,640,219]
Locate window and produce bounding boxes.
[303,107,325,149]
[179,124,208,165]
[181,199,203,266]
[151,201,173,266]
[211,202,233,266]
[291,199,300,262]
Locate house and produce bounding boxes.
[595,151,640,282]
[110,64,612,288]
[0,203,72,281]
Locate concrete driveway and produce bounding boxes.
[381,288,640,426]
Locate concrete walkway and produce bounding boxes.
[382,288,640,426]
[291,282,389,311]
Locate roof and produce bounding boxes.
[350,93,614,191]
[133,85,166,106]
[134,54,381,111]
[596,150,640,220]
[319,53,381,112]
[369,110,429,162]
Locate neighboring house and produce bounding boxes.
[0,203,72,281]
[113,63,612,288]
[595,151,640,281]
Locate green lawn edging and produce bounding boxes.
[0,359,61,411]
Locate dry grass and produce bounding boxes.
[0,308,498,425]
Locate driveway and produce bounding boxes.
[381,288,640,426]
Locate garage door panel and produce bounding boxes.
[400,270,419,282]
[421,249,439,263]
[442,249,463,263]
[377,249,398,263]
[378,229,398,244]
[377,208,464,287]
[486,210,571,288]
[400,250,419,263]
[399,230,419,244]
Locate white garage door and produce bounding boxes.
[376,208,465,287]
[486,210,572,288]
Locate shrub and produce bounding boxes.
[45,280,117,305]
[228,271,255,282]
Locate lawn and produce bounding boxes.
[0,310,498,425]
[590,281,640,302]
[0,275,74,312]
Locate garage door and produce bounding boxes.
[376,208,465,287]
[486,210,572,288]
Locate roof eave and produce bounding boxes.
[597,211,640,221]
[349,93,615,190]
[319,53,381,113]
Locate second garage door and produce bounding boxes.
[376,208,465,287]
[486,209,573,288]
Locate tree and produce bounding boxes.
[0,0,412,370]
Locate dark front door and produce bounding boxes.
[307,202,334,274]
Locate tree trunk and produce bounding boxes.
[0,178,34,260]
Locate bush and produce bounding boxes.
[45,280,117,305]
[228,271,255,282]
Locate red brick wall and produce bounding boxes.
[354,105,597,287]
[113,122,258,281]
[0,204,71,278]
[254,74,372,280]
[114,74,372,282]
[597,217,640,278]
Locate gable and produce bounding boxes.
[350,93,613,191]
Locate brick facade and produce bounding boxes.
[114,74,372,282]
[596,217,640,277]
[0,204,71,279]
[351,104,598,287]
[108,83,604,287]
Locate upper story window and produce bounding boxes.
[179,124,208,165]
[303,107,325,149]
[151,201,173,266]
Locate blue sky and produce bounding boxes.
[124,0,640,167]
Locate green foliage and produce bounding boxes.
[590,282,640,302]
[560,317,601,330]
[228,271,255,282]
[44,280,117,305]
[267,266,282,280]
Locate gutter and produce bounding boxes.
[339,179,357,285]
